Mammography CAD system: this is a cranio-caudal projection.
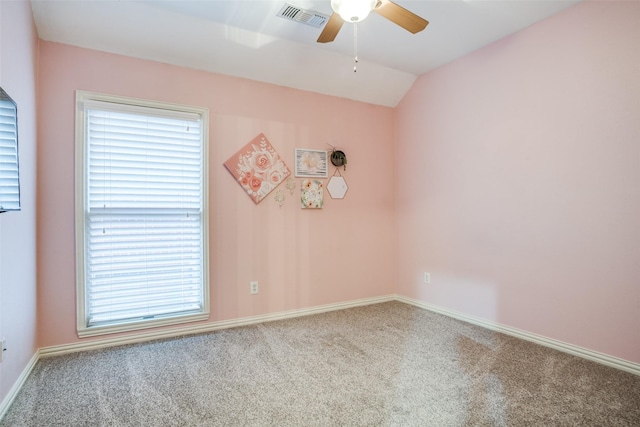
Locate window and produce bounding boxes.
[75,91,209,337]
[0,87,21,212]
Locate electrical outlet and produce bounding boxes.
[423,272,431,284]
[250,281,259,295]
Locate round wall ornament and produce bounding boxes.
[330,149,347,170]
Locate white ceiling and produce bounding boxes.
[30,0,581,107]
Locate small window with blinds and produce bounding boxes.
[75,91,209,337]
[0,87,21,213]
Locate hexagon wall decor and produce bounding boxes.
[327,176,348,199]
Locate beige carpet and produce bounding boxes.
[1,301,639,426]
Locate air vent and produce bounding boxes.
[277,3,329,28]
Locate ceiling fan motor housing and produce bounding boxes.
[331,0,378,22]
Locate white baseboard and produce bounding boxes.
[395,294,640,377]
[39,295,396,358]
[0,349,40,420]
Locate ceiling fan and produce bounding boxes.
[317,0,429,43]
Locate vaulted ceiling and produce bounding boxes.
[31,0,580,107]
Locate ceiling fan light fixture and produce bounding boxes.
[331,0,377,23]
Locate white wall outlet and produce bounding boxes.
[250,281,259,295]
[423,272,431,284]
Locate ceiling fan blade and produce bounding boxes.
[317,12,344,43]
[373,0,429,34]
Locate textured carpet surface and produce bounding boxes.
[2,301,639,426]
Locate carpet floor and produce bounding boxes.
[1,301,639,426]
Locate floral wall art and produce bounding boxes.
[295,148,328,178]
[301,179,324,209]
[224,133,291,204]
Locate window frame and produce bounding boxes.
[75,90,210,338]
[0,87,21,212]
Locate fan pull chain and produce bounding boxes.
[353,22,358,72]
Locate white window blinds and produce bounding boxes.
[80,96,208,331]
[0,90,20,212]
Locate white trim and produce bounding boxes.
[200,106,211,330]
[80,99,201,122]
[0,350,40,420]
[74,90,87,334]
[396,295,640,377]
[76,312,211,339]
[40,295,395,358]
[77,91,208,118]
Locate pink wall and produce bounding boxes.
[395,1,640,363]
[0,0,39,403]
[36,42,396,347]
